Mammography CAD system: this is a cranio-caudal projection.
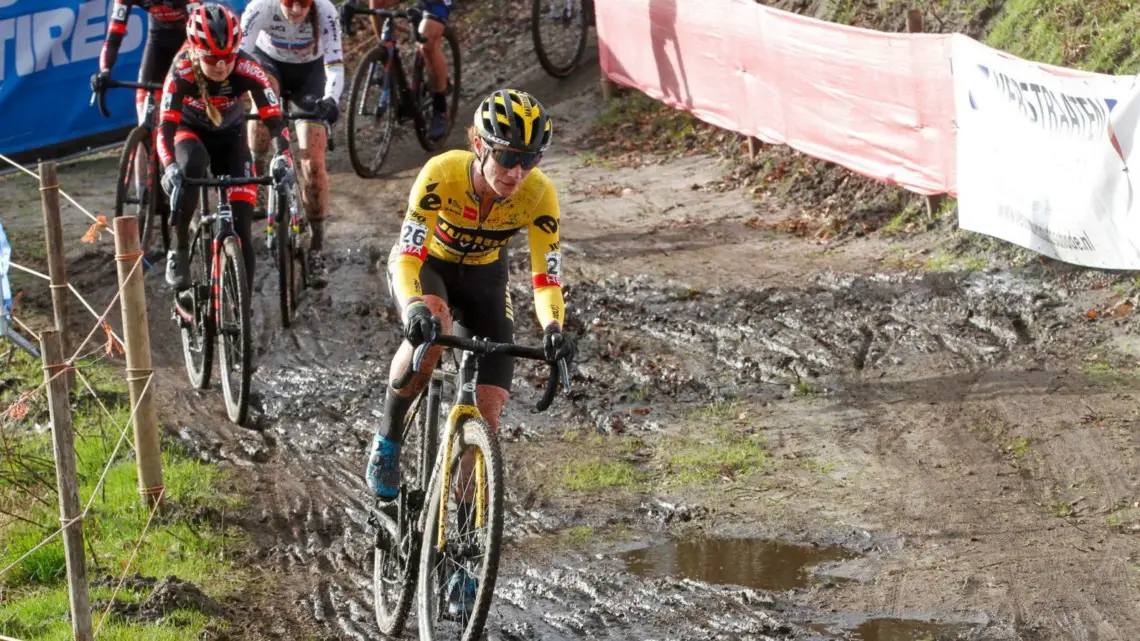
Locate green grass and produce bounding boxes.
[561,459,645,492]
[659,429,768,485]
[922,250,987,273]
[986,0,1140,74]
[0,351,245,638]
[1080,359,1140,386]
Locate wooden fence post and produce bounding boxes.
[905,9,945,218]
[747,136,763,160]
[600,70,617,101]
[112,216,164,509]
[41,329,94,641]
[39,162,73,389]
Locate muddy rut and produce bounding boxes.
[21,8,1140,641]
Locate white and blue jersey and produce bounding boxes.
[239,0,345,102]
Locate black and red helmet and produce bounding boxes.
[186,3,242,56]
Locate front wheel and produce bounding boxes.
[270,186,300,327]
[347,46,399,179]
[413,26,462,151]
[532,0,590,79]
[417,416,503,641]
[218,236,252,425]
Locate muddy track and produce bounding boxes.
[9,6,1139,640]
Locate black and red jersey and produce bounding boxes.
[157,47,289,167]
[100,0,195,71]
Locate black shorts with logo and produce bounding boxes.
[251,49,325,116]
[388,252,515,390]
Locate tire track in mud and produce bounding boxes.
[185,246,1078,639]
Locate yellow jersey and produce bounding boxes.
[389,150,566,329]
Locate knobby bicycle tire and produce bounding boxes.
[531,0,590,79]
[270,185,296,327]
[181,226,214,390]
[417,415,504,641]
[413,26,462,152]
[218,236,252,425]
[347,46,398,179]
[114,127,158,254]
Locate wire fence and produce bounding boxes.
[0,154,167,640]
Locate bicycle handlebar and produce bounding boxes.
[90,77,164,118]
[244,110,337,151]
[169,175,277,222]
[393,317,572,412]
[339,3,428,43]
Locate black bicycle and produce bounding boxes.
[92,78,171,258]
[246,101,334,327]
[340,3,462,178]
[369,317,570,640]
[532,0,595,78]
[170,174,281,425]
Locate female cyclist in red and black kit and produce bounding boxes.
[92,0,197,124]
[157,3,294,290]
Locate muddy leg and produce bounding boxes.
[296,122,329,252]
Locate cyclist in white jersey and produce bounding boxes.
[241,0,344,286]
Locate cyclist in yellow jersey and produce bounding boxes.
[365,89,574,512]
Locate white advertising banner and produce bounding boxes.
[952,36,1140,269]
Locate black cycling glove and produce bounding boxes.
[543,323,575,362]
[404,300,434,346]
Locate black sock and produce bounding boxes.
[433,91,447,113]
[310,219,324,253]
[379,385,414,443]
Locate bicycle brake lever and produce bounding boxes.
[557,358,571,393]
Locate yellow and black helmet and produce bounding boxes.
[473,89,553,153]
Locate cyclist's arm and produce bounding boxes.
[239,0,269,56]
[389,161,445,306]
[319,0,346,102]
[528,183,566,330]
[156,67,191,168]
[99,0,137,73]
[237,58,291,156]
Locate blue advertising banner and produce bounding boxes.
[0,0,248,157]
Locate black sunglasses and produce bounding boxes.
[489,147,542,170]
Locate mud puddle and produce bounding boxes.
[621,537,859,591]
[809,616,979,640]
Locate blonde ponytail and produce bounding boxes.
[191,55,224,126]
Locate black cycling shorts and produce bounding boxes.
[139,20,185,86]
[251,49,325,118]
[388,253,515,390]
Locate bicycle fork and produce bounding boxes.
[435,352,487,551]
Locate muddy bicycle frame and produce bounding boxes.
[169,174,274,326]
[370,315,570,635]
[393,317,569,537]
[340,5,433,130]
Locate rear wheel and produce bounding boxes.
[218,236,252,425]
[413,27,462,151]
[373,390,435,637]
[348,46,399,178]
[532,0,590,79]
